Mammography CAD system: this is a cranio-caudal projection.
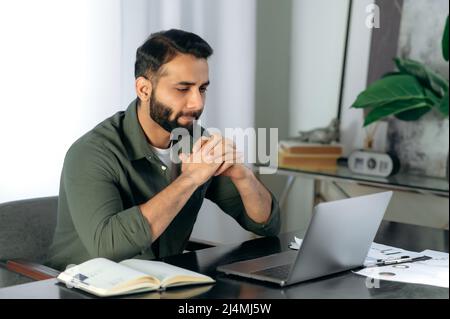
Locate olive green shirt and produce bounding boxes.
[46,99,280,271]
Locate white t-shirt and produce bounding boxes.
[148,144,180,182]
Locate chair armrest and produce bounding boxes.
[185,238,218,252]
[5,259,60,281]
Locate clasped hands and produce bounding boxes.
[179,134,249,187]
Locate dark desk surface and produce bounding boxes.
[0,221,448,299]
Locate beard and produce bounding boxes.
[149,89,202,136]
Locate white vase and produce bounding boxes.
[387,111,449,178]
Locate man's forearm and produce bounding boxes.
[230,168,272,224]
[139,173,198,241]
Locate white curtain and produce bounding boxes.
[0,0,257,243]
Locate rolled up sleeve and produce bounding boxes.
[205,176,281,237]
[63,142,152,261]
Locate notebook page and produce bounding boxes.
[59,258,151,291]
[120,259,212,283]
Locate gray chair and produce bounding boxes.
[0,196,215,283]
[0,196,60,282]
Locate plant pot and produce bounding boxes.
[387,111,449,178]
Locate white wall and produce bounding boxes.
[0,0,125,203]
[339,0,374,156]
[289,0,350,134]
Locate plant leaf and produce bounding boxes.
[394,57,448,98]
[438,88,449,117]
[424,88,441,106]
[381,71,403,78]
[364,100,430,126]
[352,74,428,109]
[443,16,449,62]
[394,107,431,121]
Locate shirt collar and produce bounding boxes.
[123,99,155,161]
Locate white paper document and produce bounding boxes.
[362,242,423,266]
[289,237,449,288]
[355,249,449,288]
[288,236,303,250]
[289,238,421,266]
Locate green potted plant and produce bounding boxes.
[351,15,449,178]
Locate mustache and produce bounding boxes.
[178,110,202,120]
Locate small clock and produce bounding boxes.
[348,150,400,177]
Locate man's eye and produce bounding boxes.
[200,87,208,93]
[176,88,189,92]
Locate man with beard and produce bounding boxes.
[46,29,280,271]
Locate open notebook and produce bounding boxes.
[57,258,215,297]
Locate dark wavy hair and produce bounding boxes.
[134,29,213,82]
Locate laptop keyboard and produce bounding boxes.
[252,264,292,280]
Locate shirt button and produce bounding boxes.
[161,166,167,171]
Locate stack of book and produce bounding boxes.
[278,141,343,171]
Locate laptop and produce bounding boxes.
[217,191,393,286]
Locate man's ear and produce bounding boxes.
[135,76,152,103]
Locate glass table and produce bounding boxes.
[255,164,449,208]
